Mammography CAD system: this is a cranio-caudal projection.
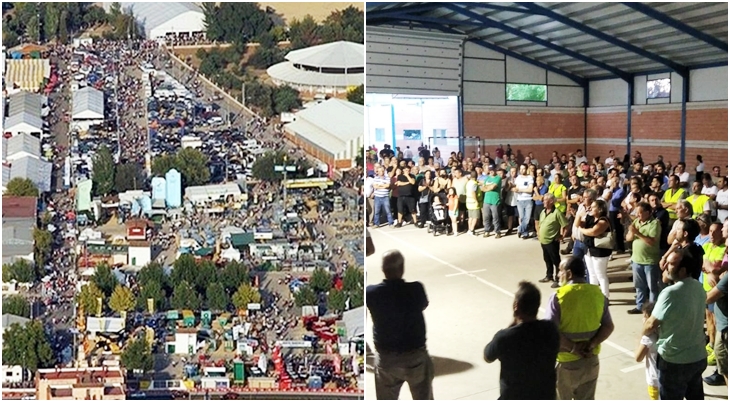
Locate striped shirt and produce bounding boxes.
[373,175,391,198]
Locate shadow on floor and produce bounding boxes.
[365,344,474,377]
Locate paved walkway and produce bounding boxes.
[365,225,729,400]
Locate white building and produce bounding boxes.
[71,86,105,130]
[106,2,206,40]
[267,41,364,94]
[184,183,243,205]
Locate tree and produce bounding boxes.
[114,163,144,193]
[92,145,115,196]
[309,268,332,293]
[2,260,36,283]
[294,285,317,307]
[321,6,364,44]
[348,289,364,309]
[251,151,310,182]
[347,84,364,105]
[342,267,363,293]
[58,10,69,43]
[221,261,249,295]
[137,280,165,312]
[121,337,154,373]
[273,85,301,114]
[2,321,55,374]
[137,262,167,290]
[44,3,61,40]
[193,260,217,296]
[92,263,118,298]
[171,280,200,310]
[245,81,274,117]
[78,283,104,315]
[5,178,39,197]
[33,228,53,271]
[108,285,135,315]
[171,254,198,288]
[289,15,321,49]
[206,282,228,312]
[506,83,546,102]
[151,154,177,177]
[27,15,40,43]
[327,288,346,312]
[3,295,30,318]
[203,3,271,45]
[232,283,261,310]
[83,5,107,27]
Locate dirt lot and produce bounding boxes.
[260,2,362,24]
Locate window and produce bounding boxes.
[375,128,385,142]
[433,129,446,138]
[403,129,421,140]
[647,78,670,99]
[506,84,547,102]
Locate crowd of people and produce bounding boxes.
[365,144,728,399]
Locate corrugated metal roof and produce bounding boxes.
[1,197,37,218]
[284,99,363,155]
[108,2,203,38]
[8,92,43,118]
[2,217,35,262]
[4,112,44,133]
[286,41,364,69]
[9,156,53,193]
[367,2,728,81]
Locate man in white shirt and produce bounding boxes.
[574,149,588,165]
[433,149,444,167]
[676,162,691,191]
[515,164,535,239]
[702,174,719,221]
[716,176,728,223]
[365,175,375,226]
[604,150,616,167]
[404,146,414,161]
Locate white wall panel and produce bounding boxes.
[670,72,683,104]
[589,79,628,107]
[463,41,505,60]
[548,71,580,87]
[690,66,728,101]
[463,58,505,82]
[506,56,546,84]
[634,75,647,105]
[548,86,584,107]
[464,82,505,105]
[367,27,464,96]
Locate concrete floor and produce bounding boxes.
[364,225,729,400]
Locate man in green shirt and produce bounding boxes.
[626,202,662,314]
[643,248,707,400]
[538,194,569,288]
[481,166,502,238]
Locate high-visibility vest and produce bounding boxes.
[662,188,685,220]
[549,183,567,213]
[556,283,605,363]
[687,194,710,219]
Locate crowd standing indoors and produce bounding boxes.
[366,145,728,398]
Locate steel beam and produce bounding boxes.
[627,80,633,157]
[680,75,689,162]
[366,3,442,21]
[445,3,633,82]
[383,13,487,27]
[622,2,728,53]
[519,2,689,77]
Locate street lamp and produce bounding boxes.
[274,157,295,211]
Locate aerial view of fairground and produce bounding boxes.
[1,2,364,400]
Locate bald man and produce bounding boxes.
[366,250,433,400]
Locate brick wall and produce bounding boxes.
[586,105,728,172]
[463,109,585,165]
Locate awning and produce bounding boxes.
[230,232,255,247]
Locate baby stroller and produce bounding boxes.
[427,194,451,236]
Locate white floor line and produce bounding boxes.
[620,363,645,373]
[445,269,487,277]
[375,230,636,361]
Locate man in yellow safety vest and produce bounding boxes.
[545,257,615,399]
[662,174,687,222]
[686,181,711,219]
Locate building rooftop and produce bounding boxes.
[2,196,37,218]
[2,133,41,161]
[2,314,31,332]
[285,99,363,156]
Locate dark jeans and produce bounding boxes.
[541,240,561,280]
[573,239,590,283]
[657,355,706,400]
[418,202,429,226]
[609,211,625,252]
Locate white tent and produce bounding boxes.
[72,86,105,120]
[4,112,43,136]
[107,2,206,39]
[343,306,365,339]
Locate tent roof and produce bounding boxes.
[112,2,204,37]
[4,112,44,133]
[343,306,365,339]
[8,92,43,118]
[367,2,728,83]
[8,156,53,193]
[267,62,364,88]
[284,99,363,155]
[85,317,125,333]
[286,41,364,69]
[72,86,105,119]
[3,133,41,160]
[2,314,31,330]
